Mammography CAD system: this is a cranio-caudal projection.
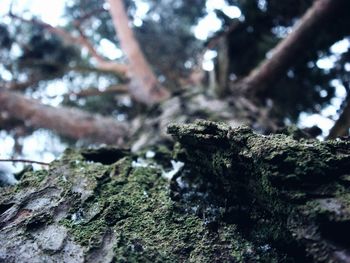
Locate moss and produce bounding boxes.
[168,120,350,262]
[4,121,349,262]
[46,146,281,262]
[61,218,107,247]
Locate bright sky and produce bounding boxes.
[0,0,65,26]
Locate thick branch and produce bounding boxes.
[327,93,350,139]
[0,88,129,145]
[107,0,170,105]
[238,0,345,94]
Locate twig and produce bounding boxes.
[0,158,50,166]
[71,84,129,98]
[73,7,107,27]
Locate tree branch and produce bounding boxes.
[327,93,350,139]
[10,10,169,105]
[9,13,129,76]
[70,84,128,98]
[73,7,107,27]
[107,0,170,105]
[0,158,50,166]
[237,0,345,95]
[0,88,129,145]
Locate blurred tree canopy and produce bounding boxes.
[0,0,350,156]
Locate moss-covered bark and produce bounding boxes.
[168,120,350,262]
[1,120,350,262]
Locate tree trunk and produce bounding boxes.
[1,121,350,262]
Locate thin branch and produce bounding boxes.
[183,19,241,88]
[205,19,240,50]
[74,25,129,74]
[71,84,128,98]
[9,13,129,76]
[0,159,50,166]
[327,93,350,139]
[238,0,345,95]
[19,59,127,77]
[10,7,169,105]
[73,7,107,27]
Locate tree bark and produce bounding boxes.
[168,120,350,263]
[0,88,129,145]
[1,121,350,262]
[107,0,170,105]
[237,0,345,95]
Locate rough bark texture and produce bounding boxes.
[169,121,350,262]
[0,89,129,145]
[1,121,350,262]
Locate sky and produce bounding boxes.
[0,0,65,26]
[0,0,349,168]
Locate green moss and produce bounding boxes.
[48,147,279,262]
[61,218,107,247]
[168,121,350,262]
[5,121,348,262]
